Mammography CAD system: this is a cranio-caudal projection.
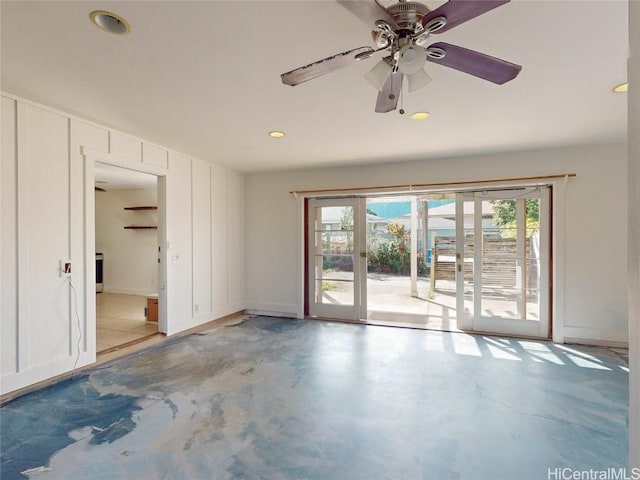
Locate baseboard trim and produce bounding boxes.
[246,309,299,319]
[563,337,629,348]
[1,311,249,406]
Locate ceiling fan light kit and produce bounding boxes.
[406,68,432,93]
[365,59,393,90]
[398,44,426,75]
[280,0,521,114]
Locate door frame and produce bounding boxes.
[298,178,565,342]
[455,188,551,338]
[82,147,169,346]
[306,197,367,321]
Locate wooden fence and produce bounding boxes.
[429,234,538,292]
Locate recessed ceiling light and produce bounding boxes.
[90,10,131,35]
[410,111,430,120]
[269,131,286,138]
[612,82,628,93]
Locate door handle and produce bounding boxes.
[360,252,367,258]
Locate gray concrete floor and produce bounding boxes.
[0,316,628,480]
[324,273,541,331]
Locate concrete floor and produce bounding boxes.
[326,273,541,332]
[1,316,628,479]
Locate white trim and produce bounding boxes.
[81,146,168,176]
[562,326,629,345]
[1,92,195,162]
[157,176,168,333]
[82,144,97,360]
[551,180,566,343]
[357,198,367,319]
[562,337,629,348]
[246,302,301,316]
[16,102,28,373]
[307,198,364,321]
[301,181,564,342]
[455,195,471,330]
[296,194,305,319]
[469,187,550,339]
[102,287,158,296]
[473,198,482,328]
[0,351,95,394]
[246,309,299,320]
[82,149,169,343]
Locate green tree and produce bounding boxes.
[339,207,354,251]
[491,199,539,238]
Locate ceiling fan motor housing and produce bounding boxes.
[389,2,430,31]
[373,1,431,47]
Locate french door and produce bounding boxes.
[455,187,550,338]
[308,198,367,320]
[306,188,551,339]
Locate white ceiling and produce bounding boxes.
[1,1,629,173]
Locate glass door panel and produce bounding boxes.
[455,195,475,330]
[456,188,550,338]
[308,199,365,320]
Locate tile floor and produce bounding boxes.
[0,316,628,480]
[96,293,159,353]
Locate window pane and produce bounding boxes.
[320,231,354,255]
[315,279,354,306]
[316,255,354,280]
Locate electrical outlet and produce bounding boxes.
[194,304,199,313]
[59,260,72,277]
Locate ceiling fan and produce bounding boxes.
[280,0,522,113]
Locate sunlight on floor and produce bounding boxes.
[96,293,158,353]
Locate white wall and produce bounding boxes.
[628,0,639,469]
[95,187,158,295]
[245,143,628,344]
[0,93,245,395]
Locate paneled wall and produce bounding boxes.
[628,0,640,468]
[0,93,245,394]
[1,96,18,377]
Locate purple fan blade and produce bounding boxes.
[281,46,374,86]
[375,72,402,113]
[337,0,399,30]
[427,42,521,84]
[422,0,509,33]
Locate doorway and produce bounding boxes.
[306,186,552,339]
[455,187,550,337]
[94,162,163,352]
[365,194,459,330]
[307,198,367,320]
